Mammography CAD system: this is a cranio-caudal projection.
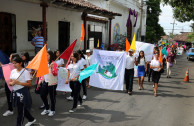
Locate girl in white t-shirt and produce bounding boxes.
[135,51,147,90]
[54,50,65,67]
[10,57,36,126]
[39,51,58,116]
[77,50,87,100]
[150,53,163,97]
[66,52,84,113]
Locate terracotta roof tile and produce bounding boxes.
[173,32,191,42]
[54,0,122,17]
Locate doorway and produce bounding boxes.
[0,12,16,56]
[58,21,70,52]
[88,24,102,49]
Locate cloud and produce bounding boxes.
[159,4,193,35]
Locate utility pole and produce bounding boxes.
[139,0,143,41]
[170,19,177,36]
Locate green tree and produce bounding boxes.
[146,0,165,43]
[187,32,194,42]
[163,0,194,22]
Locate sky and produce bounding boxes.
[159,4,193,35]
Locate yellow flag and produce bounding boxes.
[161,40,165,45]
[97,39,100,47]
[130,33,136,52]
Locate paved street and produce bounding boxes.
[0,53,194,126]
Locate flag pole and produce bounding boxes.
[16,68,27,80]
[31,71,37,80]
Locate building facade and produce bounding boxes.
[0,0,147,56]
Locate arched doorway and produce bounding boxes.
[127,20,132,43]
[0,12,16,55]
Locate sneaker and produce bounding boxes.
[66,96,73,101]
[48,111,55,116]
[25,119,36,126]
[3,110,13,116]
[78,103,82,107]
[39,104,45,109]
[82,95,87,100]
[41,109,50,115]
[128,91,132,95]
[69,108,76,113]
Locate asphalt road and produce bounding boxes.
[0,53,194,126]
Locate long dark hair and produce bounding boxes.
[12,57,24,68]
[10,53,20,62]
[137,51,145,64]
[47,51,54,64]
[77,50,85,59]
[73,52,79,63]
[54,50,60,60]
[21,52,30,63]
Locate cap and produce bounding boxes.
[86,49,91,53]
[128,49,133,52]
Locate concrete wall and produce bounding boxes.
[0,0,83,55]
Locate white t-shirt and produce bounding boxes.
[78,58,87,68]
[85,55,93,66]
[138,58,146,66]
[56,58,64,66]
[150,59,160,71]
[125,55,135,69]
[67,62,84,80]
[10,68,31,91]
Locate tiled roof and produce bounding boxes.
[53,0,122,17]
[173,32,191,42]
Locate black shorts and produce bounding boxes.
[152,71,161,83]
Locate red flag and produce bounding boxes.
[60,39,77,60]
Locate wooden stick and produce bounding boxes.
[16,68,26,80]
[31,71,37,80]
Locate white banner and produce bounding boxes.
[135,41,154,62]
[89,49,126,90]
[56,67,72,92]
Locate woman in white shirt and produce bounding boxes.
[2,53,19,117]
[66,52,84,113]
[39,51,58,116]
[10,57,36,126]
[150,52,163,97]
[77,50,87,100]
[54,50,65,67]
[135,51,147,90]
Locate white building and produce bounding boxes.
[0,0,147,55]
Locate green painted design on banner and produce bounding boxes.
[97,62,117,79]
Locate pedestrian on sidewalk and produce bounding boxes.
[31,31,45,54]
[135,51,147,90]
[10,57,36,126]
[65,52,83,113]
[1,53,19,117]
[166,49,176,78]
[125,49,135,95]
[39,51,58,116]
[150,52,163,97]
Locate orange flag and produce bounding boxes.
[80,24,85,42]
[159,46,163,64]
[26,45,49,77]
[125,38,131,54]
